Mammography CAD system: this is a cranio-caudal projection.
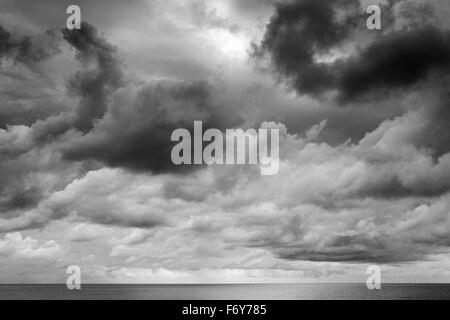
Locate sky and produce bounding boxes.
[0,0,450,283]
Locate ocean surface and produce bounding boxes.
[0,284,449,300]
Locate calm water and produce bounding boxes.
[0,284,449,300]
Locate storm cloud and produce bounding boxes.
[31,22,124,142]
[0,24,60,65]
[61,80,244,173]
[254,0,450,102]
[62,22,124,133]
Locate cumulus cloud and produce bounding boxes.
[44,168,170,228]
[0,232,63,259]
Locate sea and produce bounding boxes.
[0,283,449,300]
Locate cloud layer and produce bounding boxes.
[1,0,450,283]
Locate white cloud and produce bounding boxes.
[0,232,63,259]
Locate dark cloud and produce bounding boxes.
[0,187,42,213]
[61,80,244,173]
[62,22,124,133]
[253,0,450,102]
[24,22,244,175]
[0,99,63,129]
[0,26,65,131]
[32,22,124,142]
[275,245,424,263]
[0,25,14,58]
[0,25,60,65]
[253,0,450,166]
[270,218,448,263]
[252,0,365,96]
[0,163,44,223]
[0,25,114,229]
[337,27,450,102]
[421,83,450,157]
